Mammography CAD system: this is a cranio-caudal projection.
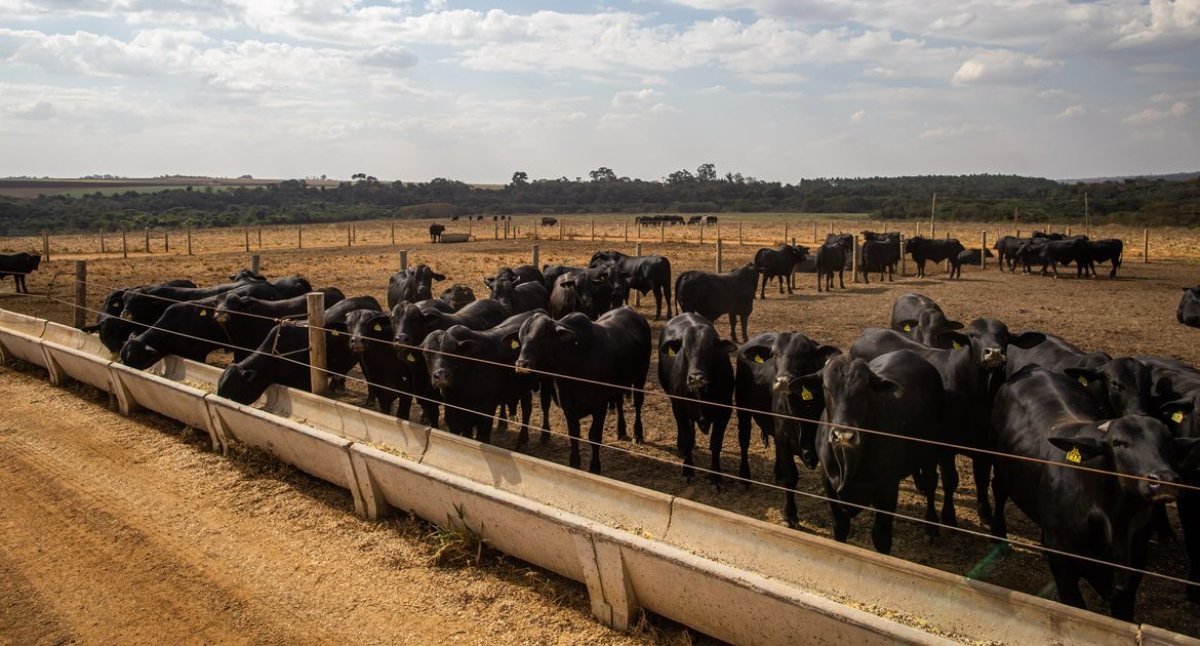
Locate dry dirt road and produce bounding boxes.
[0,365,681,645]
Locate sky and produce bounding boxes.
[0,1,1197,183]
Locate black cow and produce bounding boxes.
[1085,239,1124,279]
[905,236,966,279]
[429,223,445,243]
[675,264,758,342]
[736,332,841,527]
[214,288,345,355]
[423,310,554,446]
[485,264,543,290]
[118,283,290,369]
[1006,331,1112,378]
[515,307,650,473]
[439,284,476,311]
[753,245,808,298]
[991,366,1191,620]
[490,276,549,314]
[120,278,270,332]
[889,293,962,349]
[793,351,945,554]
[0,252,41,293]
[992,236,1028,272]
[541,217,558,227]
[589,251,673,320]
[387,264,446,309]
[216,297,379,405]
[345,308,407,416]
[659,313,738,484]
[816,234,852,292]
[541,264,583,291]
[550,271,607,320]
[1180,287,1200,328]
[85,279,197,353]
[1015,237,1090,278]
[957,247,994,266]
[851,320,1046,527]
[861,236,900,284]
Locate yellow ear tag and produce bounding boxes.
[667,347,676,357]
[801,386,813,401]
[199,309,207,317]
[511,340,520,350]
[753,354,764,364]
[331,330,339,337]
[373,323,382,332]
[406,353,416,363]
[1065,447,1082,464]
[952,341,962,350]
[1077,375,1089,387]
[903,324,911,332]
[1173,411,1185,423]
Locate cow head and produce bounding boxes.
[346,310,392,355]
[390,302,426,362]
[1065,358,1154,418]
[1048,416,1190,502]
[214,293,250,325]
[515,312,579,374]
[440,284,476,311]
[896,309,963,349]
[217,363,268,405]
[807,355,903,493]
[660,315,736,397]
[119,333,162,370]
[951,318,1044,372]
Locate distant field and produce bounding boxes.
[0,177,340,199]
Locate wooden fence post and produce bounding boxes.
[258,226,263,248]
[1143,229,1149,263]
[899,234,906,277]
[187,226,193,255]
[699,221,704,245]
[981,232,988,268]
[812,221,817,243]
[784,222,789,245]
[624,220,629,243]
[852,234,860,283]
[532,245,539,269]
[634,242,643,306]
[347,224,352,247]
[298,225,302,249]
[715,238,723,273]
[307,292,328,396]
[100,232,106,254]
[74,260,87,329]
[559,220,564,241]
[164,233,169,253]
[660,223,665,243]
[739,222,743,245]
[399,250,409,271]
[391,221,396,245]
[145,227,151,253]
[121,229,128,259]
[591,218,595,242]
[251,254,260,275]
[41,231,49,261]
[246,228,251,252]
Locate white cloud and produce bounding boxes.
[919,123,992,140]
[952,50,1060,86]
[849,109,865,122]
[1056,104,1085,119]
[1122,101,1191,124]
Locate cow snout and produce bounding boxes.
[349,337,366,354]
[215,312,230,324]
[687,372,708,392]
[830,429,856,446]
[514,358,531,374]
[981,346,1006,368]
[1146,471,1181,502]
[430,369,451,389]
[773,376,790,392]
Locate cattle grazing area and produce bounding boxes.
[4,215,1200,639]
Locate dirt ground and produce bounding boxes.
[3,216,1200,639]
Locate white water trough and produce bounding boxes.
[0,308,1195,646]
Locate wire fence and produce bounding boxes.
[1,276,1196,597]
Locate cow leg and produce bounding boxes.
[825,481,851,541]
[614,396,628,441]
[862,268,870,285]
[837,268,845,289]
[914,466,940,539]
[475,406,494,444]
[1178,491,1200,603]
[777,275,785,294]
[989,466,1009,539]
[1047,556,1087,610]
[395,393,412,421]
[708,411,733,487]
[799,421,818,470]
[775,425,800,528]
[816,271,822,293]
[516,391,533,449]
[674,405,696,481]
[758,274,766,299]
[739,314,749,343]
[973,455,994,526]
[588,408,607,474]
[566,415,583,469]
[871,484,900,554]
[632,384,645,444]
[539,380,554,443]
[736,411,753,485]
[938,453,959,527]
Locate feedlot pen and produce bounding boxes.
[3,216,1200,639]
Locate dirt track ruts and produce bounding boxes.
[0,366,662,645]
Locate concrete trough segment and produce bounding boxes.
[1,308,1198,645]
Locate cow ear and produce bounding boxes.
[739,344,772,365]
[869,373,904,399]
[1010,331,1046,349]
[789,372,824,402]
[241,368,257,382]
[942,320,964,331]
[559,279,576,288]
[1048,435,1105,461]
[327,322,348,338]
[555,326,578,346]
[1160,400,1192,427]
[660,339,682,358]
[940,331,970,350]
[483,277,494,287]
[718,340,739,354]
[896,319,918,334]
[817,345,843,365]
[1064,368,1103,389]
[500,332,521,353]
[431,272,447,281]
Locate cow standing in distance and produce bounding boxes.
[428,223,445,243]
[1179,287,1200,328]
[815,234,853,292]
[515,307,650,473]
[753,244,808,298]
[792,351,945,554]
[658,313,738,484]
[345,308,408,416]
[1014,236,1090,278]
[957,247,994,267]
[860,232,900,284]
[675,264,758,342]
[735,332,842,527]
[905,236,966,279]
[990,365,1191,620]
[589,250,673,320]
[0,252,41,294]
[992,236,1028,272]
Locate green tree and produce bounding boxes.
[589,167,616,182]
[510,171,529,187]
[696,163,717,182]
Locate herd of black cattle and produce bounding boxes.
[2,228,1200,622]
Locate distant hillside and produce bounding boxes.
[1061,171,1200,184]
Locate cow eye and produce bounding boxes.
[1111,440,1129,448]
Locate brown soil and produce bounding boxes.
[3,216,1200,638]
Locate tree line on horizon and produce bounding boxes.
[0,165,1197,235]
